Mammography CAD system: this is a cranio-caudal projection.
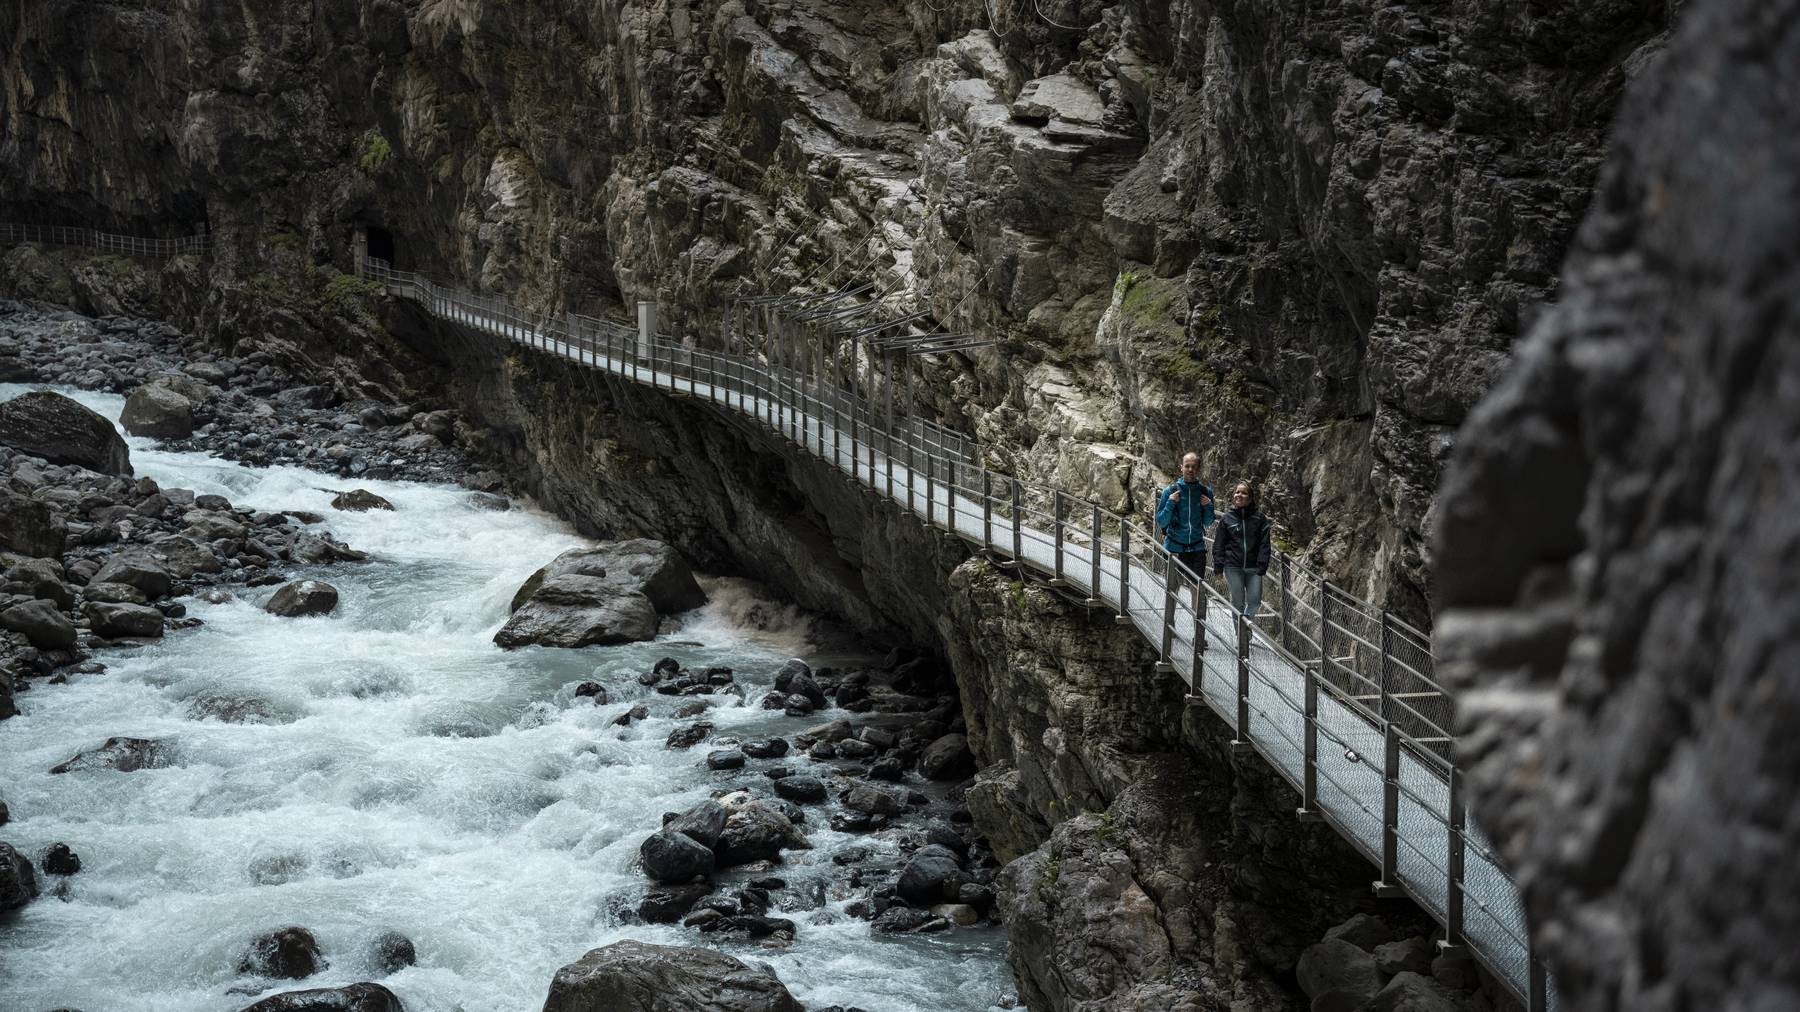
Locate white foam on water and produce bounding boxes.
[0,385,1013,1012]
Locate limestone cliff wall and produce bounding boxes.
[1434,1,1800,1008]
[1,0,1674,623]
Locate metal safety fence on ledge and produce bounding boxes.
[0,224,1553,1009]
[360,256,1556,1011]
[0,223,211,258]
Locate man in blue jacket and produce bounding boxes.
[1155,452,1214,586]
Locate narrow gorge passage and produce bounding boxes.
[0,387,1011,1012]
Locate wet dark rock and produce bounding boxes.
[665,722,713,750]
[468,492,510,511]
[1325,912,1398,951]
[868,756,905,782]
[0,490,66,557]
[786,672,828,710]
[835,738,876,759]
[1296,938,1383,1005]
[771,659,810,693]
[640,830,715,883]
[842,785,904,816]
[265,580,339,618]
[1374,937,1435,977]
[706,749,747,771]
[783,695,816,718]
[41,842,80,875]
[237,925,325,979]
[0,841,36,910]
[1,556,73,608]
[715,793,812,867]
[917,733,974,781]
[49,736,170,774]
[805,740,834,759]
[572,681,608,703]
[897,844,965,905]
[509,541,705,616]
[638,883,710,923]
[120,381,194,438]
[773,776,827,804]
[494,576,657,648]
[235,982,403,1012]
[83,581,149,605]
[542,940,802,1012]
[0,391,130,475]
[82,600,164,638]
[92,551,175,597]
[742,737,789,759]
[1,598,76,649]
[1360,972,1463,1012]
[366,931,415,974]
[731,914,797,938]
[829,813,874,833]
[873,906,934,934]
[664,801,727,855]
[330,489,393,512]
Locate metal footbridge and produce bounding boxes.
[2,225,1553,1010]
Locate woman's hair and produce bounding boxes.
[1230,479,1261,512]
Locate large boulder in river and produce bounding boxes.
[0,599,76,649]
[265,580,340,617]
[92,553,174,598]
[120,381,194,439]
[0,841,37,911]
[237,983,403,1012]
[639,830,715,883]
[0,390,131,475]
[494,576,657,648]
[0,489,65,557]
[84,600,165,638]
[237,925,325,979]
[714,791,812,867]
[542,940,803,1012]
[331,489,394,512]
[509,541,705,615]
[50,736,171,774]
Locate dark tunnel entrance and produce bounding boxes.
[366,226,395,266]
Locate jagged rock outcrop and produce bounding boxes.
[1434,2,1800,1009]
[0,390,131,475]
[0,0,1675,622]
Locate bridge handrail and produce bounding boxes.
[0,223,211,257]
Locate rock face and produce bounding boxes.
[237,925,325,979]
[0,489,65,557]
[236,983,403,1012]
[1433,3,1800,1010]
[542,940,803,1012]
[0,391,131,475]
[0,598,77,649]
[507,542,706,615]
[0,0,1671,621]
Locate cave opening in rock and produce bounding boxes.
[366,226,395,266]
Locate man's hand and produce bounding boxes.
[1200,495,1212,506]
[1168,488,1180,503]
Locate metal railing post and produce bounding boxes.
[1232,614,1251,746]
[1379,610,1395,724]
[1377,723,1401,896]
[1445,767,1466,949]
[1529,956,1548,1012]
[981,471,993,550]
[1159,560,1176,668]
[946,459,957,535]
[1088,505,1102,604]
[1319,581,1335,684]
[1118,525,1130,620]
[1279,554,1293,651]
[1011,479,1023,562]
[1300,655,1319,818]
[1052,491,1065,583]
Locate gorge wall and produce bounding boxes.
[1,0,1675,624]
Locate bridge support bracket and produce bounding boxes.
[1046,578,1066,589]
[1183,693,1207,707]
[1434,941,1468,957]
[1229,739,1254,754]
[1113,615,1133,626]
[1370,881,1407,899]
[1082,597,1104,609]
[1294,808,1322,823]
[1154,661,1174,674]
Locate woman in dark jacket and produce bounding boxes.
[1213,480,1273,624]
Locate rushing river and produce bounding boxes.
[0,386,1011,1012]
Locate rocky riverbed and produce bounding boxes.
[0,307,1014,1011]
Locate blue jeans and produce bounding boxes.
[1223,567,1263,624]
